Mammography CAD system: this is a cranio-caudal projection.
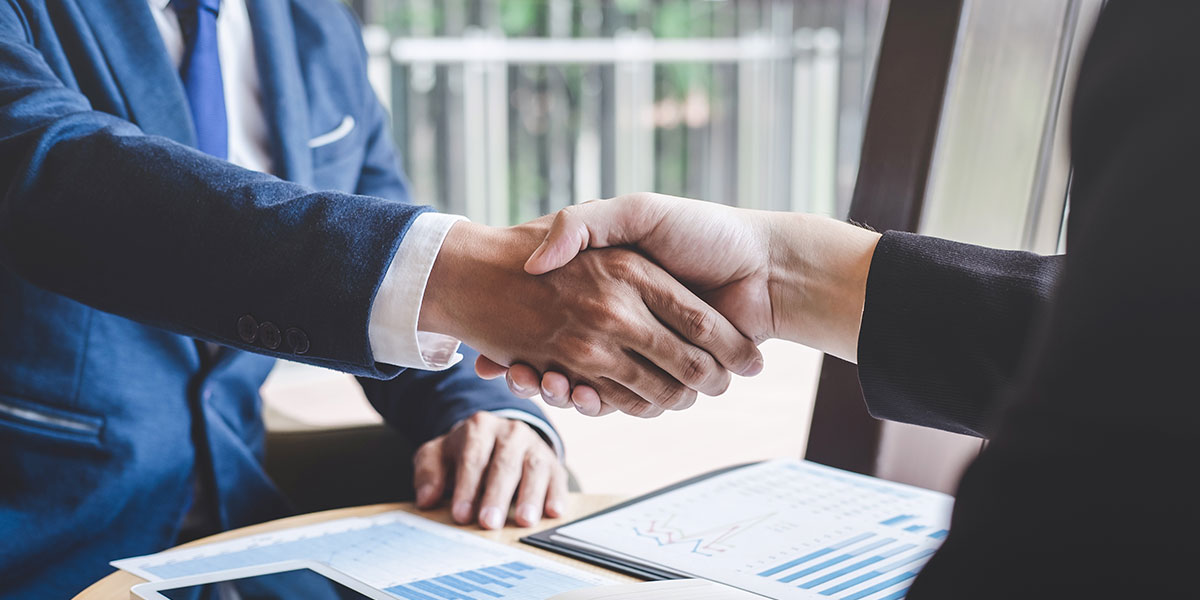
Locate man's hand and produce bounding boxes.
[413,412,566,529]
[419,217,762,417]
[479,193,881,414]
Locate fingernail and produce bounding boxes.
[742,357,764,377]
[480,507,504,529]
[547,499,566,517]
[518,504,540,526]
[416,484,436,506]
[512,380,532,395]
[452,501,472,523]
[525,244,547,272]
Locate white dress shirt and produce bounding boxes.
[147,0,560,454]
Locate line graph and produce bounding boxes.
[633,513,776,557]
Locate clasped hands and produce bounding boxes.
[420,192,881,419]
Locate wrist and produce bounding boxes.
[766,213,880,362]
[418,220,549,344]
[418,221,492,340]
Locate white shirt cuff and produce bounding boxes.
[490,409,566,460]
[369,212,468,370]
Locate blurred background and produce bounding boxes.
[264,0,1093,499]
[266,0,887,498]
[357,0,885,223]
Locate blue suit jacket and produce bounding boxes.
[0,1,551,597]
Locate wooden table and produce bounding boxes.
[74,493,635,599]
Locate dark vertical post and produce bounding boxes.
[804,0,965,475]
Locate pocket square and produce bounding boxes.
[307,115,356,148]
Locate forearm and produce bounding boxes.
[764,213,881,363]
[0,32,426,377]
[762,213,1065,437]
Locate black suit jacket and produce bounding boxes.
[855,2,1198,597]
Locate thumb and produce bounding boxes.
[524,204,595,275]
[525,197,656,275]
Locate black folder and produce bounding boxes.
[520,462,758,581]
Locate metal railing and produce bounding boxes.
[358,3,883,225]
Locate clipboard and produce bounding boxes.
[521,462,758,581]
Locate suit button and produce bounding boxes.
[285,327,310,355]
[237,315,258,343]
[258,322,281,350]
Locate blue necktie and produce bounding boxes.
[175,0,227,159]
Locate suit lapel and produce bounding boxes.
[73,0,196,147]
[245,0,313,186]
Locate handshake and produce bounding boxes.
[418,193,882,417]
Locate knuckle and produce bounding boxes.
[606,251,643,280]
[627,401,665,419]
[503,419,525,436]
[415,439,439,457]
[465,412,493,428]
[684,307,720,345]
[681,348,716,386]
[581,298,627,332]
[523,452,548,472]
[652,379,689,410]
[562,337,607,370]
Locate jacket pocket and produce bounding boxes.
[0,393,104,447]
[308,115,356,149]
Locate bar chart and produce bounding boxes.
[113,511,613,598]
[756,531,939,599]
[556,459,954,600]
[386,561,594,600]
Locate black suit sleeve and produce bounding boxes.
[857,232,1064,437]
[898,2,1200,597]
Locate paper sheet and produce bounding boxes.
[113,510,615,599]
[555,459,954,600]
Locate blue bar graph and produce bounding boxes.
[799,543,915,590]
[878,587,911,600]
[758,533,876,577]
[928,529,948,540]
[902,525,927,533]
[820,548,935,596]
[879,515,915,527]
[388,587,439,600]
[842,571,919,600]
[412,580,472,599]
[385,562,594,600]
[435,575,502,598]
[779,538,895,583]
[460,571,513,588]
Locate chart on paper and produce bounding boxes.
[113,511,614,599]
[556,459,954,600]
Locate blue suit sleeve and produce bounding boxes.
[0,6,423,378]
[357,345,555,445]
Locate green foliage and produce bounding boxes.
[614,0,645,14]
[500,0,541,35]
